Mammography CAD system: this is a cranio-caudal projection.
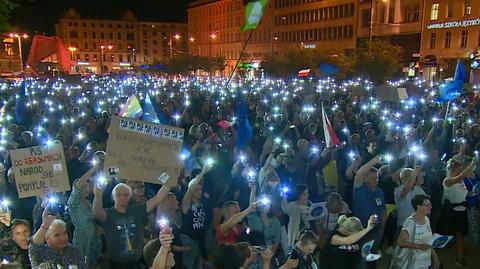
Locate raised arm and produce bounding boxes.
[354,155,382,188]
[92,184,106,222]
[444,156,476,187]
[219,203,257,234]
[400,165,421,198]
[146,175,178,213]
[32,209,55,245]
[182,162,212,214]
[68,166,97,208]
[331,215,375,246]
[249,182,256,205]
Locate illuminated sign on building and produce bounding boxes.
[426,18,480,30]
[301,43,316,49]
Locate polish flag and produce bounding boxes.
[321,104,341,147]
[297,69,310,78]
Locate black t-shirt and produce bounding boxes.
[102,203,148,263]
[182,202,206,240]
[288,248,316,269]
[326,232,361,269]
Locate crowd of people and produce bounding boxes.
[0,74,479,269]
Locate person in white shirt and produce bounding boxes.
[440,156,475,266]
[394,165,426,229]
[397,194,440,269]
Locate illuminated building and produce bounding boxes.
[55,8,187,74]
[421,0,480,80]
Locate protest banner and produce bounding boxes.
[104,116,185,184]
[9,142,70,198]
[397,88,409,100]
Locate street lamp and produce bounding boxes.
[209,33,216,56]
[169,33,181,60]
[9,33,28,73]
[68,46,77,61]
[99,44,113,75]
[127,45,136,66]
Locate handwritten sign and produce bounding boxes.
[9,142,70,198]
[104,116,184,184]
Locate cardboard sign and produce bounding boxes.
[9,142,70,198]
[397,88,408,100]
[104,116,184,184]
[375,85,399,102]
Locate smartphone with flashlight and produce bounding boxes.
[47,197,65,216]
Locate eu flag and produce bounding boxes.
[236,92,253,150]
[439,59,467,102]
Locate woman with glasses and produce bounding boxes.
[396,194,440,269]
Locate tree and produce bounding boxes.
[262,54,290,77]
[315,48,355,79]
[354,39,403,84]
[0,0,19,31]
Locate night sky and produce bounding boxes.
[9,0,191,35]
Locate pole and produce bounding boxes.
[225,30,254,88]
[17,36,24,73]
[169,36,173,60]
[444,101,450,123]
[100,47,104,75]
[369,0,375,44]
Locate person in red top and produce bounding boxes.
[216,201,258,244]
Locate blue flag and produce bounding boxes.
[439,59,467,102]
[143,93,168,124]
[236,92,253,150]
[319,63,339,77]
[14,80,27,125]
[454,59,467,83]
[143,93,160,123]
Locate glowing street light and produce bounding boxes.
[169,34,181,60]
[8,33,28,73]
[99,44,113,75]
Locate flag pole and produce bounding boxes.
[444,101,450,122]
[225,30,254,88]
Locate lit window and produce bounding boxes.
[465,0,471,15]
[431,3,439,20]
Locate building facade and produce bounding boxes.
[357,0,423,66]
[421,0,480,80]
[274,0,357,55]
[188,0,360,75]
[55,9,187,74]
[188,0,274,76]
[0,35,22,74]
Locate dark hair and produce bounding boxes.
[411,194,431,211]
[298,229,319,246]
[191,168,202,179]
[143,239,161,268]
[213,243,248,269]
[11,219,30,231]
[327,192,342,203]
[291,184,308,201]
[222,200,240,208]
